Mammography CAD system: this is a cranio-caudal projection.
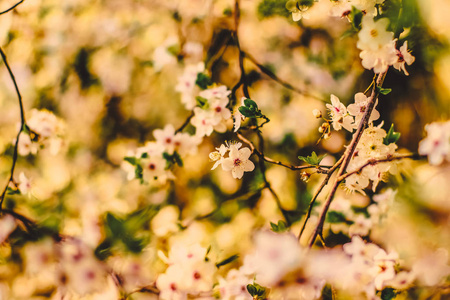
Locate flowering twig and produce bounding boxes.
[297,155,344,241]
[337,153,422,182]
[0,47,26,211]
[0,0,24,15]
[308,71,387,248]
[236,133,331,172]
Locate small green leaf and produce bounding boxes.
[238,106,254,118]
[124,156,138,166]
[326,211,349,224]
[195,73,213,89]
[298,151,326,166]
[135,164,143,182]
[244,98,258,110]
[380,288,397,300]
[140,152,149,159]
[350,6,363,30]
[247,283,268,299]
[6,187,20,195]
[216,254,239,268]
[94,239,113,260]
[195,96,209,109]
[106,213,125,238]
[270,220,288,232]
[383,124,401,145]
[376,86,392,95]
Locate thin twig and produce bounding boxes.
[337,153,421,182]
[308,71,387,248]
[0,47,26,211]
[0,0,24,15]
[242,51,325,102]
[236,133,330,171]
[175,111,194,133]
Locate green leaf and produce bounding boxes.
[326,211,349,224]
[350,6,363,30]
[94,239,113,260]
[380,288,397,300]
[376,86,392,95]
[270,220,288,233]
[6,187,20,195]
[247,283,267,299]
[238,106,254,118]
[162,151,184,169]
[106,213,125,238]
[216,254,239,268]
[298,151,326,166]
[123,236,146,253]
[244,98,258,110]
[195,73,213,89]
[383,124,401,145]
[124,156,138,165]
[195,96,209,109]
[135,164,143,182]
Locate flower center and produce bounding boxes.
[149,163,156,170]
[234,158,242,166]
[370,29,378,37]
[165,137,172,144]
[193,271,201,280]
[215,106,222,113]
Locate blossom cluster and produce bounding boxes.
[17,109,65,156]
[210,141,255,179]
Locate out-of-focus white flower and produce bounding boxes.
[153,36,178,71]
[16,109,65,156]
[412,248,450,286]
[349,214,373,237]
[221,143,255,179]
[0,214,16,244]
[393,41,415,75]
[151,205,180,237]
[217,269,253,300]
[175,63,205,110]
[241,231,304,287]
[157,243,216,299]
[209,143,229,170]
[418,120,450,165]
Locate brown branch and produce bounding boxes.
[0,47,26,211]
[337,153,422,182]
[297,155,344,241]
[0,0,24,15]
[308,71,387,248]
[236,133,331,172]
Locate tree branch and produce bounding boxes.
[308,71,387,248]
[0,47,26,211]
[0,0,24,15]
[337,153,422,182]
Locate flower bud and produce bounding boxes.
[301,171,311,182]
[312,109,322,118]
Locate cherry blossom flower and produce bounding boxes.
[0,214,16,244]
[347,92,380,126]
[418,120,450,165]
[221,143,255,179]
[357,16,397,73]
[326,94,355,132]
[393,41,415,76]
